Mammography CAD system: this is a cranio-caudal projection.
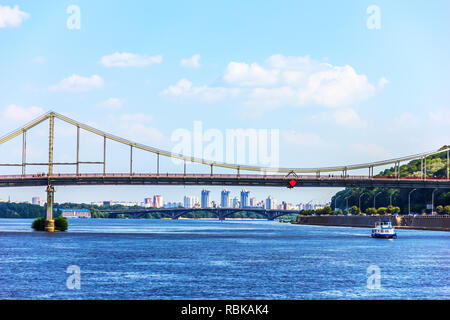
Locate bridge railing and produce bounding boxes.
[0,173,448,181]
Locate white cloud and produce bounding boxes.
[105,113,167,145]
[180,54,201,68]
[48,74,104,92]
[120,113,153,123]
[0,5,29,28]
[299,65,375,107]
[429,108,450,125]
[161,79,240,102]
[308,108,366,128]
[378,77,389,89]
[97,98,125,110]
[100,53,162,67]
[162,54,383,109]
[392,112,419,129]
[224,62,279,86]
[333,108,366,128]
[281,130,324,147]
[2,105,44,122]
[353,143,392,159]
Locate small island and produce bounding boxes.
[32,215,68,232]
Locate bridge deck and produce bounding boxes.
[0,173,448,188]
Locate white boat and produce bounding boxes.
[371,220,397,239]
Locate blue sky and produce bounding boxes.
[0,0,449,205]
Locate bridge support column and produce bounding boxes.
[217,210,226,220]
[76,126,80,176]
[45,185,55,232]
[22,130,26,176]
[266,212,275,221]
[424,157,427,180]
[447,149,449,180]
[48,114,54,176]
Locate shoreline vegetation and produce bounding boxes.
[0,202,297,220]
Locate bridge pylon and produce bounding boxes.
[45,185,55,232]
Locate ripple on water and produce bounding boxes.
[0,219,449,300]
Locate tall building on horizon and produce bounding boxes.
[144,197,153,207]
[153,195,163,208]
[32,196,42,206]
[183,195,198,208]
[240,189,250,208]
[232,197,239,208]
[201,189,210,208]
[266,196,276,210]
[220,189,230,208]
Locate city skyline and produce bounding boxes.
[11,188,331,211]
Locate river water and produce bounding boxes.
[0,218,448,300]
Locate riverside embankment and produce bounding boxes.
[293,215,450,231]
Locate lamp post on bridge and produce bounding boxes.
[408,189,417,215]
[431,188,438,215]
[345,195,351,212]
[359,192,367,213]
[334,195,341,212]
[373,191,382,209]
[389,189,395,207]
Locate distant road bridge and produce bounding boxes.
[100,207,298,220]
[0,111,448,231]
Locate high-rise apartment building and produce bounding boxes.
[153,195,163,208]
[201,189,210,208]
[144,197,153,207]
[220,189,230,208]
[266,196,276,209]
[240,189,250,208]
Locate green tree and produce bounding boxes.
[444,206,450,215]
[377,207,387,215]
[323,206,333,215]
[349,205,360,215]
[366,207,377,215]
[54,216,68,231]
[31,217,46,231]
[436,205,444,214]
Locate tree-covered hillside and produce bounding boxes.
[0,202,45,218]
[331,146,449,214]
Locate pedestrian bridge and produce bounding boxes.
[0,111,448,189]
[1,111,447,231]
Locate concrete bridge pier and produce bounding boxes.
[45,185,55,232]
[266,211,280,221]
[216,210,226,221]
